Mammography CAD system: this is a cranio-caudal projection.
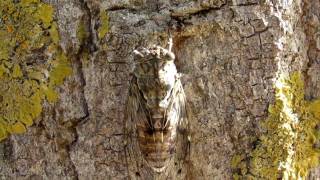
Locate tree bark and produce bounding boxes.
[1,0,320,179]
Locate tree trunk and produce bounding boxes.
[1,0,320,179]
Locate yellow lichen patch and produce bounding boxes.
[0,0,72,141]
[232,72,320,179]
[12,64,23,78]
[49,22,60,44]
[9,122,27,134]
[98,9,109,40]
[76,19,89,44]
[76,19,90,66]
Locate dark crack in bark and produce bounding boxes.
[80,0,99,53]
[66,58,90,180]
[171,1,227,17]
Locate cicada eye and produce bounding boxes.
[165,52,175,61]
[165,84,173,91]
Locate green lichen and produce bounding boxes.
[232,72,320,179]
[0,0,72,141]
[76,19,89,44]
[76,19,90,67]
[98,9,109,40]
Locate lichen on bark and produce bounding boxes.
[98,9,109,40]
[0,0,72,141]
[233,72,320,179]
[1,0,320,179]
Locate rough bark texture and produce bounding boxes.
[0,0,320,179]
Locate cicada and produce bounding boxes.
[125,38,188,173]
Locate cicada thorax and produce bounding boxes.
[131,45,184,172]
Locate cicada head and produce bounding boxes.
[133,45,177,110]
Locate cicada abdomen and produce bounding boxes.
[126,38,187,173]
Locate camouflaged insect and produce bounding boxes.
[126,38,188,172]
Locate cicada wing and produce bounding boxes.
[125,78,157,178]
[125,77,151,134]
[125,81,138,138]
[172,80,190,163]
[162,80,186,127]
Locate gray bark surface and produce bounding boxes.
[1,0,320,179]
